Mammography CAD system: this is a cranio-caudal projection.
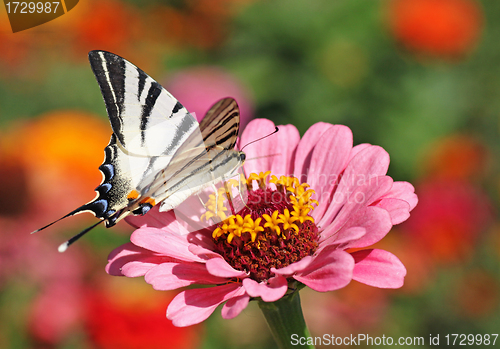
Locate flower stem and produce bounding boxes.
[258,291,315,349]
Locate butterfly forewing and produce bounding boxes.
[34,51,246,250]
[89,50,199,157]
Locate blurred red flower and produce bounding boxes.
[70,0,140,55]
[29,278,85,344]
[0,21,31,69]
[403,179,492,263]
[388,0,483,58]
[85,279,201,349]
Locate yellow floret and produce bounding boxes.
[262,210,284,236]
[278,208,299,234]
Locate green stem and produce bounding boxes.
[258,291,315,349]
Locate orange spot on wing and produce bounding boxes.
[127,190,140,201]
[140,197,156,206]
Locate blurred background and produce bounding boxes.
[0,0,499,348]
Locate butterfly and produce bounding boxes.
[34,50,246,251]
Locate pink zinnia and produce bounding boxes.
[106,119,417,327]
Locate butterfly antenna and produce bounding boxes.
[30,204,90,234]
[245,152,282,161]
[240,127,279,151]
[58,219,104,253]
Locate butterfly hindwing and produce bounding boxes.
[130,98,245,212]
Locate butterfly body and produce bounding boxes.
[34,51,245,248]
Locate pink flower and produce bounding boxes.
[166,67,254,130]
[107,119,417,327]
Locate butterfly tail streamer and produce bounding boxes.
[58,219,104,253]
[30,203,94,234]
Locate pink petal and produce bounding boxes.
[381,181,418,210]
[317,146,391,227]
[187,230,217,251]
[126,206,189,232]
[319,226,366,247]
[242,276,288,302]
[144,262,228,290]
[320,175,393,232]
[374,198,411,225]
[293,122,335,182]
[167,283,244,327]
[294,247,354,292]
[221,294,251,319]
[271,256,314,276]
[130,228,203,262]
[306,125,353,221]
[205,257,248,278]
[106,243,166,276]
[188,244,221,260]
[328,206,392,249]
[121,258,167,278]
[348,143,371,162]
[351,249,406,288]
[241,119,300,177]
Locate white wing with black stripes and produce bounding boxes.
[33,50,245,251]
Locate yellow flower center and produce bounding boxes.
[202,172,319,282]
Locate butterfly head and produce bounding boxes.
[238,151,246,164]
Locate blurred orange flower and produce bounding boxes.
[388,0,483,59]
[15,110,110,214]
[424,134,489,181]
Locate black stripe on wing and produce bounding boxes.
[199,98,240,150]
[140,81,163,145]
[88,50,126,146]
[137,67,147,102]
[80,134,132,222]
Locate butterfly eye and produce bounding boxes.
[239,152,246,162]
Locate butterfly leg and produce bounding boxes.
[211,183,220,217]
[197,194,208,210]
[235,172,251,212]
[221,176,237,216]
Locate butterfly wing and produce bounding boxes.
[34,52,244,244]
[80,51,201,223]
[130,98,245,213]
[88,50,199,156]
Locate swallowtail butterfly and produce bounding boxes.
[34,51,246,251]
